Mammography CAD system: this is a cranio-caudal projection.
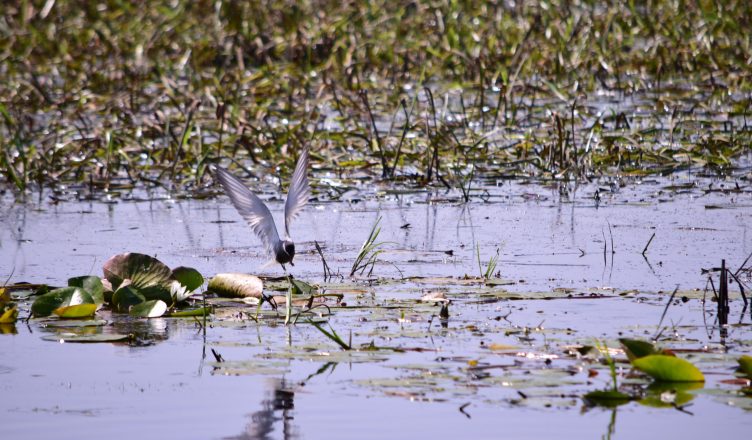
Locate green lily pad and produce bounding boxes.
[129,299,167,318]
[169,307,211,317]
[53,303,98,318]
[619,338,659,361]
[583,390,633,407]
[41,333,132,343]
[68,276,105,305]
[739,355,752,377]
[291,279,316,296]
[112,285,145,313]
[172,267,204,291]
[139,284,172,304]
[103,253,172,291]
[31,287,94,317]
[632,355,705,382]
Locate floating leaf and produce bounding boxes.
[172,267,204,291]
[0,287,10,305]
[111,286,145,313]
[169,307,211,317]
[619,338,659,361]
[53,304,97,319]
[632,355,705,382]
[41,333,131,343]
[739,355,752,377]
[68,276,105,304]
[41,319,108,328]
[31,287,93,317]
[103,253,171,291]
[208,273,263,298]
[0,323,17,334]
[0,306,18,324]
[583,390,633,408]
[129,300,167,318]
[291,279,315,296]
[139,284,172,303]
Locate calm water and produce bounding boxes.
[1,176,750,439]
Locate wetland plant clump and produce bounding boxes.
[1,1,751,198]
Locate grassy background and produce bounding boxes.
[1,0,751,196]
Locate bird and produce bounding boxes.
[212,148,310,270]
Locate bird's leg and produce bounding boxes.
[281,264,287,272]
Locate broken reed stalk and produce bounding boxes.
[654,286,679,340]
[719,259,728,326]
[359,90,388,178]
[389,99,411,178]
[314,240,332,281]
[642,232,656,256]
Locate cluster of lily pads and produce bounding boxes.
[584,339,752,407]
[29,253,207,319]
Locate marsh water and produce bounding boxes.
[1,174,751,439]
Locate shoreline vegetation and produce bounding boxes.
[1,1,750,197]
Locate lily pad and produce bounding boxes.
[53,304,98,319]
[129,300,167,318]
[31,287,94,317]
[111,286,145,313]
[169,307,211,317]
[739,355,752,377]
[68,276,105,304]
[171,267,204,291]
[619,338,659,361]
[103,253,172,291]
[208,273,263,298]
[632,355,705,382]
[41,333,132,343]
[291,279,316,296]
[583,390,633,407]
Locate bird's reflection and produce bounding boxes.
[225,378,298,440]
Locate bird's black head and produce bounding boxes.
[283,240,296,265]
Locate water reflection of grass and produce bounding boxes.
[1,2,750,196]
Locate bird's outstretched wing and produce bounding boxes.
[213,166,281,258]
[284,148,311,239]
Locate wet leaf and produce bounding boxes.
[31,287,94,317]
[0,288,10,306]
[583,390,633,407]
[129,300,167,318]
[103,253,172,291]
[41,333,132,343]
[139,284,172,304]
[68,276,105,304]
[111,285,145,313]
[632,355,705,382]
[619,338,659,361]
[291,279,315,296]
[208,273,263,298]
[0,306,18,324]
[169,307,211,317]
[739,355,752,378]
[53,304,97,319]
[171,267,204,291]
